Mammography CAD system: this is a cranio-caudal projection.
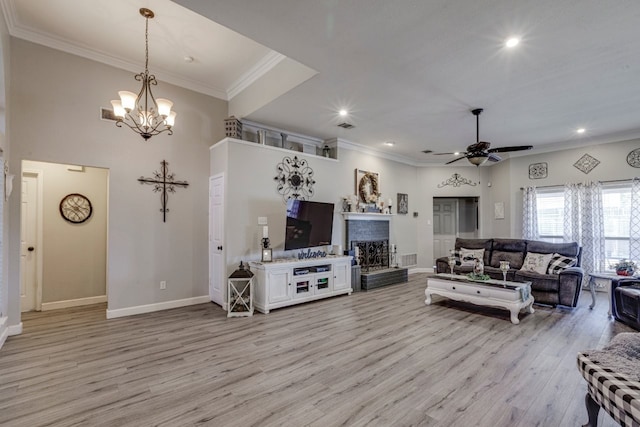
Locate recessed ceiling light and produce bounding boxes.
[339,109,348,117]
[454,152,460,155]
[577,128,586,134]
[384,141,395,146]
[505,37,520,48]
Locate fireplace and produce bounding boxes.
[352,239,389,272]
[343,214,408,290]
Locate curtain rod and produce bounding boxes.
[520,178,636,190]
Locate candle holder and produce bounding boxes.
[448,256,456,276]
[500,260,510,282]
[261,237,272,262]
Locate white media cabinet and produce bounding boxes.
[249,256,352,313]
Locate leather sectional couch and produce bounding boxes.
[435,238,584,307]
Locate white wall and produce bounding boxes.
[7,39,227,325]
[22,160,107,303]
[211,139,419,277]
[491,138,640,238]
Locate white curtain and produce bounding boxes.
[522,186,539,239]
[630,177,640,263]
[563,182,605,275]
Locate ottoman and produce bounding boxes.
[578,333,640,426]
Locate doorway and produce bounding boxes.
[19,160,108,312]
[433,197,478,264]
[20,171,41,312]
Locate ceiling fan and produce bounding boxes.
[434,108,533,166]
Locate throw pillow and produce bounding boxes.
[460,248,485,266]
[520,252,553,274]
[547,253,577,275]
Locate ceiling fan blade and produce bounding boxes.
[488,153,502,162]
[487,145,533,153]
[445,156,467,165]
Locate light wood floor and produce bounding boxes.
[0,273,632,426]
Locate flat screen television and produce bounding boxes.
[284,199,334,250]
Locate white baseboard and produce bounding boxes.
[8,322,23,336]
[41,295,107,311]
[106,296,210,319]
[0,316,7,349]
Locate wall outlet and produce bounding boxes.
[160,280,166,290]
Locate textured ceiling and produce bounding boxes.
[4,0,640,165]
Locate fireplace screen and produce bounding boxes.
[352,240,389,272]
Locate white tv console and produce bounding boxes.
[249,256,352,313]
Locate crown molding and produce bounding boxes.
[227,51,286,100]
[1,3,230,100]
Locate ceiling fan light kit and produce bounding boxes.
[442,108,533,166]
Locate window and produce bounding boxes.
[602,184,631,268]
[536,188,564,244]
[534,182,633,270]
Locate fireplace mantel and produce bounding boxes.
[342,212,393,221]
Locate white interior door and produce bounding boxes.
[209,174,225,307]
[433,198,458,264]
[20,173,39,312]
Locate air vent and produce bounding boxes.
[422,149,433,154]
[399,253,418,268]
[100,108,118,122]
[337,122,354,129]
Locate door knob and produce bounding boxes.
[28,247,35,252]
[217,245,223,250]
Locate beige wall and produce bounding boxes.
[0,5,10,327]
[7,38,227,324]
[23,160,107,303]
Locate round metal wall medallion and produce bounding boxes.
[627,148,640,168]
[59,193,93,224]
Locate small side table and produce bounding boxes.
[587,272,619,317]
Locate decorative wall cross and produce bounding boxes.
[138,160,189,222]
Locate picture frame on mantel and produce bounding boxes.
[397,193,408,214]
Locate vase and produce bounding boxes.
[616,268,635,276]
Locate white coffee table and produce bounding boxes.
[425,273,534,324]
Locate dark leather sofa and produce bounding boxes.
[612,277,640,331]
[435,238,584,307]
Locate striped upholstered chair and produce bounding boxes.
[577,333,640,426]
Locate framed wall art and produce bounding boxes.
[355,169,380,204]
[528,162,548,179]
[397,193,408,214]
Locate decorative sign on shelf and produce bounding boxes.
[573,153,600,174]
[274,155,315,202]
[528,162,548,179]
[437,173,477,188]
[138,160,189,222]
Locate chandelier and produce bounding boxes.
[110,8,176,141]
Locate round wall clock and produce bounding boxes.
[627,148,640,168]
[59,193,93,224]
